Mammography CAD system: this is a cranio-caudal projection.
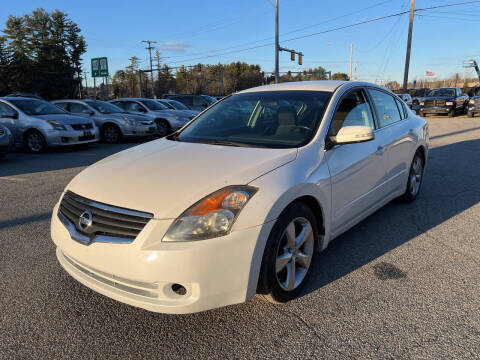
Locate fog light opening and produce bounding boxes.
[171,283,187,296]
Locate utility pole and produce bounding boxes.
[138,69,143,98]
[83,71,89,98]
[403,0,415,90]
[349,44,353,81]
[142,40,157,98]
[275,0,279,83]
[220,66,225,96]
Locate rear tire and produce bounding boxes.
[25,130,46,153]
[258,202,318,303]
[398,150,425,203]
[102,124,122,144]
[419,111,425,117]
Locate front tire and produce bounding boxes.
[156,119,171,137]
[448,108,455,117]
[258,202,318,303]
[102,124,122,144]
[398,150,425,203]
[467,111,474,118]
[25,130,46,153]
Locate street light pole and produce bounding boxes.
[403,0,415,90]
[142,40,157,98]
[275,0,279,84]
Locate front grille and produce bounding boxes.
[58,191,153,242]
[424,99,445,107]
[71,123,93,130]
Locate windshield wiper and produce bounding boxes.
[196,140,263,148]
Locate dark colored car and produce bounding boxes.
[418,87,469,117]
[467,86,480,117]
[162,94,213,111]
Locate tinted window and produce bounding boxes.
[87,101,123,114]
[176,91,331,148]
[330,89,374,136]
[395,98,406,120]
[0,102,15,116]
[368,89,402,127]
[69,103,90,114]
[428,88,455,97]
[172,96,193,106]
[55,102,69,111]
[123,101,145,112]
[8,99,65,115]
[140,99,168,110]
[168,99,190,110]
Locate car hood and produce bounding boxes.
[34,113,93,124]
[66,139,297,218]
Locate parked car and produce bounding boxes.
[51,80,428,314]
[408,88,430,112]
[157,99,200,117]
[53,100,156,144]
[0,124,14,158]
[418,87,469,117]
[162,94,213,111]
[467,86,480,117]
[398,93,413,108]
[0,97,99,153]
[110,98,191,137]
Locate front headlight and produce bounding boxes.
[445,101,454,106]
[469,99,475,104]
[47,120,67,130]
[163,186,257,241]
[420,102,424,106]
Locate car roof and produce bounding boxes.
[1,96,43,101]
[237,80,351,94]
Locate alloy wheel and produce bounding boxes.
[27,132,44,152]
[157,120,170,137]
[104,125,120,143]
[275,217,314,291]
[409,156,423,197]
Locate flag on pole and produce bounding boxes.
[425,71,435,76]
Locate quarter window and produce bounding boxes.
[330,89,375,137]
[368,89,402,127]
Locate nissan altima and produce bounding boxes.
[51,81,429,314]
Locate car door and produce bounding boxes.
[367,88,414,195]
[324,88,388,235]
[0,101,20,143]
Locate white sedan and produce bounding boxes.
[51,81,429,314]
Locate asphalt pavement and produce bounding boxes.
[1,116,480,359]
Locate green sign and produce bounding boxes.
[91,57,108,77]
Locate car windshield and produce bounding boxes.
[87,101,123,114]
[175,91,331,148]
[168,100,190,110]
[428,89,455,97]
[201,95,217,104]
[159,101,175,109]
[140,99,168,110]
[8,99,66,115]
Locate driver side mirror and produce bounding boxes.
[335,126,374,145]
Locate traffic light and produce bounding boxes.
[303,70,307,77]
[290,51,295,61]
[298,53,302,66]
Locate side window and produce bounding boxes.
[394,98,406,120]
[193,96,207,107]
[112,102,125,110]
[330,89,375,136]
[55,102,69,112]
[173,96,192,107]
[0,102,17,116]
[69,103,90,114]
[125,101,145,112]
[368,89,402,127]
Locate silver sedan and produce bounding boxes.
[0,124,14,159]
[53,100,156,144]
[0,97,99,153]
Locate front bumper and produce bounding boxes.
[45,127,100,146]
[51,202,270,314]
[123,124,157,137]
[468,104,480,113]
[419,105,454,114]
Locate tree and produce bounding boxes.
[0,8,86,98]
[385,81,400,90]
[332,72,349,80]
